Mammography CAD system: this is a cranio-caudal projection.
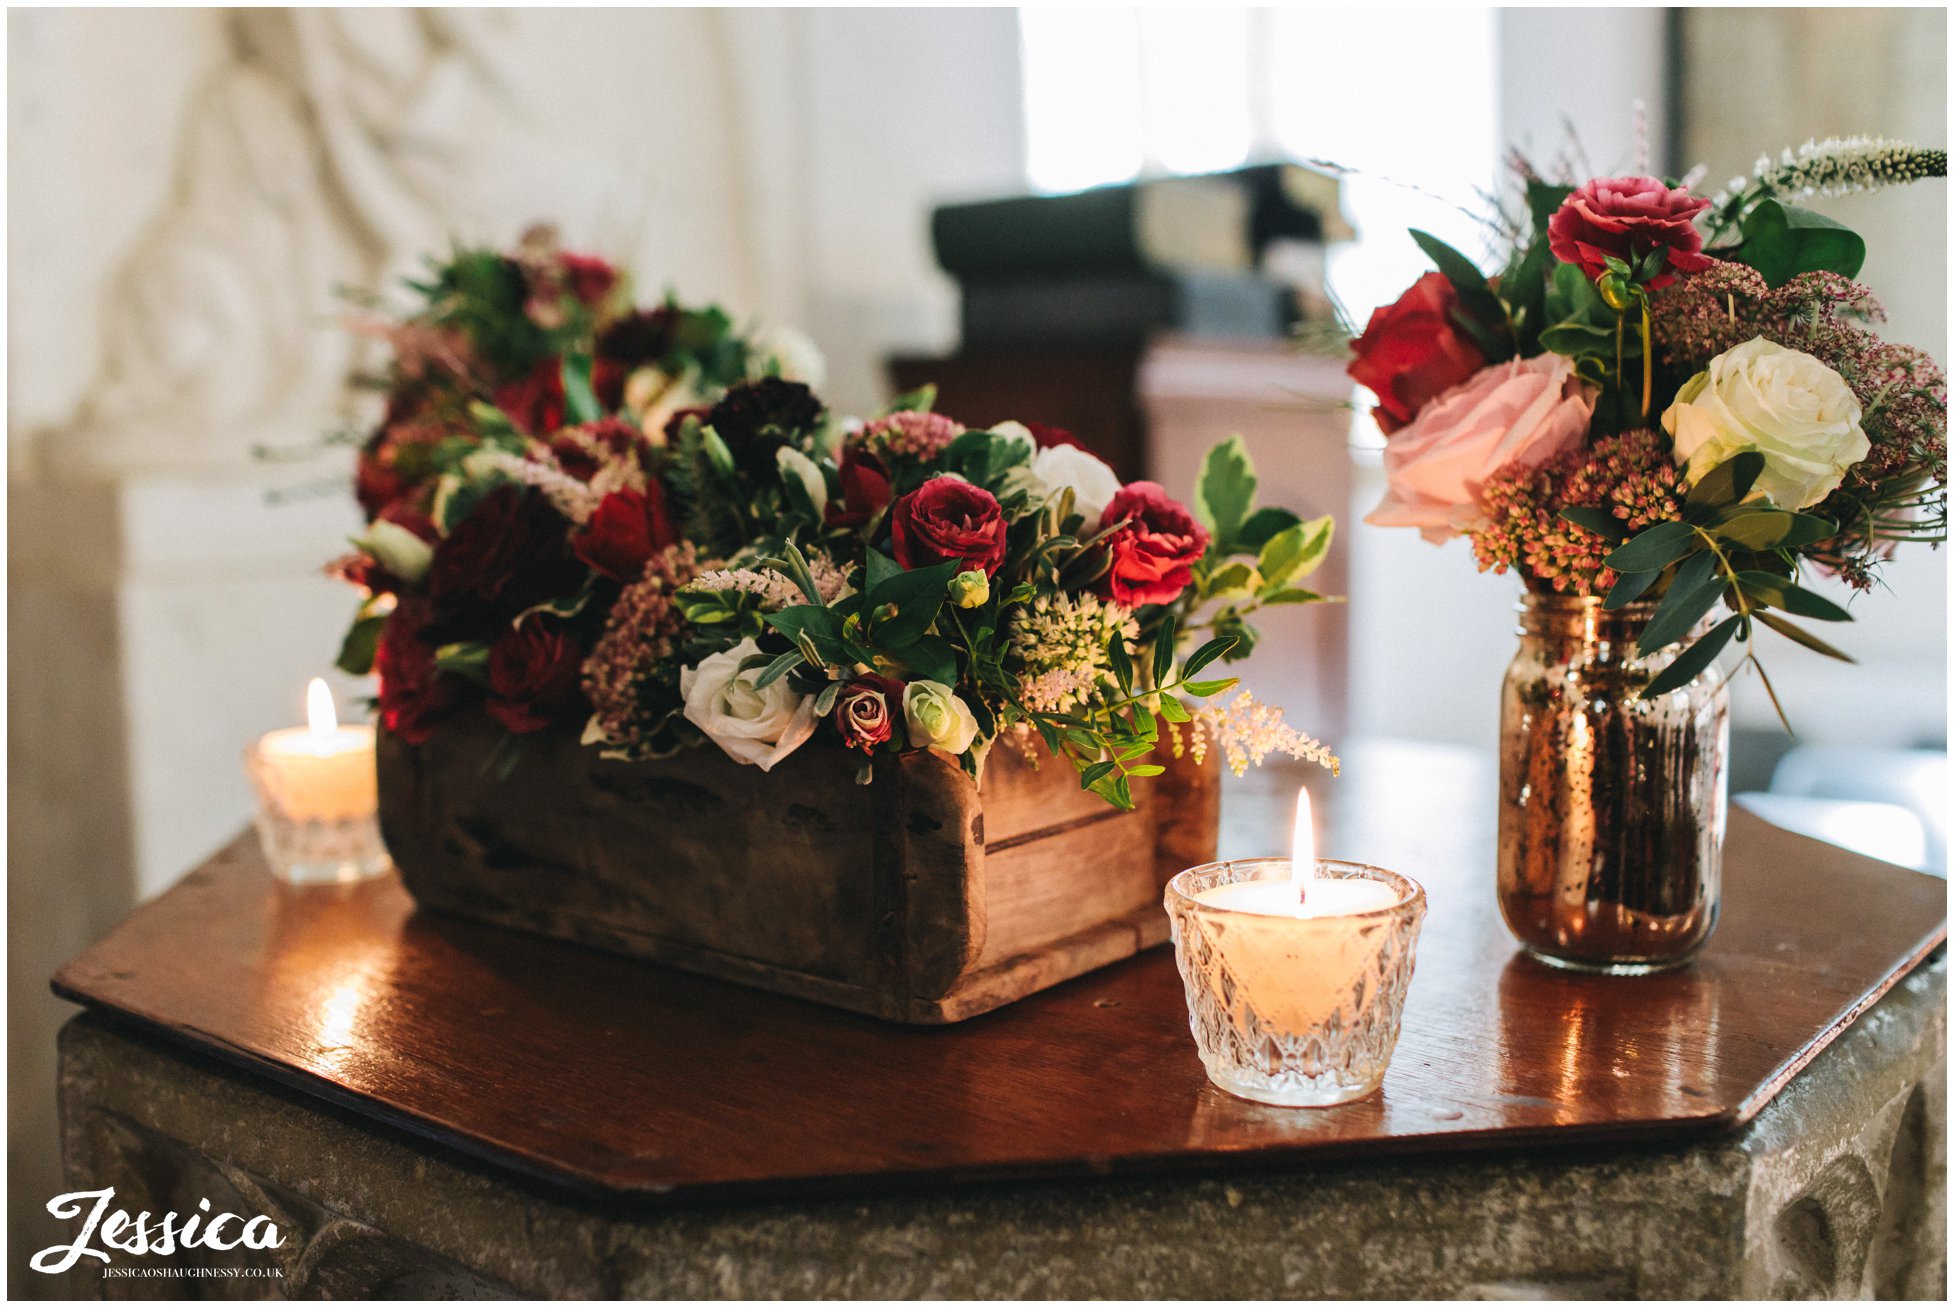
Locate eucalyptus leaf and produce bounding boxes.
[1757,610,1856,661]
[1605,520,1699,572]
[1686,451,1766,513]
[1559,506,1627,541]
[1733,572,1853,622]
[1636,575,1726,654]
[1641,614,1741,698]
[1603,568,1660,610]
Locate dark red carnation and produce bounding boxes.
[1026,421,1086,451]
[1097,481,1209,607]
[571,485,677,582]
[1547,175,1713,291]
[826,445,893,529]
[557,252,618,307]
[428,485,557,603]
[1347,272,1488,435]
[891,477,1008,577]
[706,378,826,478]
[375,597,451,744]
[485,620,584,734]
[492,358,567,436]
[834,673,905,752]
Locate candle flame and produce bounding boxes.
[1291,786,1315,902]
[306,678,339,737]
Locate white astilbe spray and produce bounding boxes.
[477,450,602,524]
[686,567,805,610]
[686,551,851,611]
[1019,666,1098,714]
[1175,690,1340,777]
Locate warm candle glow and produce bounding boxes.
[307,677,338,737]
[1291,786,1315,901]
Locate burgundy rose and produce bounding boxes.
[1547,176,1713,290]
[1097,481,1209,607]
[375,597,451,744]
[429,485,556,603]
[485,620,584,734]
[1026,421,1087,451]
[891,477,1008,577]
[826,445,892,529]
[1347,272,1489,435]
[834,673,905,752]
[557,252,618,307]
[492,358,567,436]
[571,485,677,582]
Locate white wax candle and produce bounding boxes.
[253,680,378,822]
[1194,876,1398,918]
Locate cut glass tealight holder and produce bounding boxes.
[1165,858,1426,1107]
[243,731,392,887]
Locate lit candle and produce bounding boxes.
[1192,788,1398,918]
[245,679,389,884]
[1165,784,1427,1107]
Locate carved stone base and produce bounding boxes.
[47,956,1944,1299]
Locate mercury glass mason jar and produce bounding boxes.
[1496,593,1730,973]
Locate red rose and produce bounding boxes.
[1547,176,1713,291]
[375,597,451,744]
[485,620,584,734]
[429,486,554,603]
[571,485,677,582]
[1026,421,1086,451]
[1347,272,1488,435]
[557,252,618,307]
[891,477,1008,577]
[493,358,567,436]
[826,445,892,529]
[1097,481,1209,607]
[834,673,905,752]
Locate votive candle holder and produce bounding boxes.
[1165,858,1426,1107]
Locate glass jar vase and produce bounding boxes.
[1496,593,1730,974]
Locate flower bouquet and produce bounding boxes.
[334,231,1338,1019]
[1348,138,1946,971]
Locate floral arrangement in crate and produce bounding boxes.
[1349,137,1946,713]
[334,232,1338,808]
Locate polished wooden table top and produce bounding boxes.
[54,743,1946,1203]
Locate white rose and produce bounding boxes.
[902,680,980,756]
[351,519,432,584]
[680,637,818,771]
[776,446,828,515]
[1006,441,1122,523]
[1661,338,1869,510]
[988,420,1038,460]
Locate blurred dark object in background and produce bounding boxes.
[931,163,1350,351]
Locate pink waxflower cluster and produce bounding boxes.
[1468,429,1685,596]
[856,411,965,460]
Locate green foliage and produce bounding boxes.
[1734,199,1867,287]
[1409,228,1513,361]
[1193,436,1257,552]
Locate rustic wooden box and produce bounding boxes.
[377,716,1219,1023]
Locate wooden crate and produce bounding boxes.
[377,716,1219,1023]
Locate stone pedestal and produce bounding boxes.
[46,956,1944,1299]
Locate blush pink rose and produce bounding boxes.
[1366,355,1597,543]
